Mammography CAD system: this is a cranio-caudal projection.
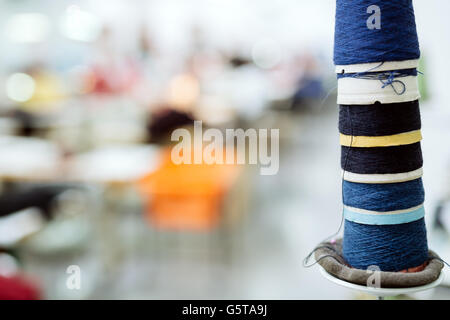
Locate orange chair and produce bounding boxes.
[138,147,240,231]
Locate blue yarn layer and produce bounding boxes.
[343,218,429,271]
[336,68,417,79]
[334,0,420,65]
[343,179,424,212]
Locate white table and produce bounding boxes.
[0,136,62,182]
[67,145,161,185]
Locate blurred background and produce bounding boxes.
[1,0,450,300]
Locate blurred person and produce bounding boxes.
[146,106,195,144]
[88,26,140,96]
[165,25,230,115]
[138,24,156,62]
[138,125,240,231]
[132,23,178,108]
[202,53,271,125]
[165,68,200,113]
[290,51,325,111]
[138,148,240,231]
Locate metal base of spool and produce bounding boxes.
[319,265,444,299]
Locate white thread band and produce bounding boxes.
[335,59,419,74]
[344,204,425,225]
[342,168,423,184]
[337,75,420,105]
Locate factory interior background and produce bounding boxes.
[1,0,450,299]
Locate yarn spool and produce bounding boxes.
[334,0,430,273]
[305,0,444,292]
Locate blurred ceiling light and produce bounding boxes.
[6,73,36,102]
[5,13,50,43]
[251,39,283,69]
[60,5,102,42]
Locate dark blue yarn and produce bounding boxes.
[339,101,421,137]
[336,68,417,79]
[337,68,418,95]
[334,0,420,65]
[343,218,429,271]
[341,143,423,174]
[343,179,424,212]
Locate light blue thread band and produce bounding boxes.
[344,205,425,225]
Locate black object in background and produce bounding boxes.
[0,185,74,220]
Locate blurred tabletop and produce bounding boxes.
[67,144,161,185]
[0,135,161,185]
[0,136,61,181]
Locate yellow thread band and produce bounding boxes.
[340,130,422,147]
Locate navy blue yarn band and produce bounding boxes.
[341,143,423,174]
[339,100,421,136]
[334,0,420,65]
